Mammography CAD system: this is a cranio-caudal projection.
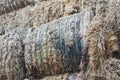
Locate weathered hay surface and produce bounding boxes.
[1,0,120,80]
[79,0,120,80]
[0,0,34,15]
[0,9,94,80]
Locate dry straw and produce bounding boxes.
[0,0,35,15]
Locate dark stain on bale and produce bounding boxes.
[112,51,120,59]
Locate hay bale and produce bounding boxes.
[0,10,94,79]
